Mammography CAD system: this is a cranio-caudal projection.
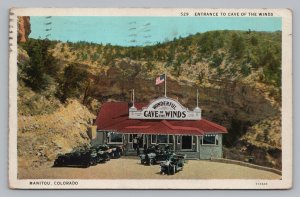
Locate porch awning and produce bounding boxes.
[104,119,204,136]
[95,102,227,136]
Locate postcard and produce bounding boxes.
[9,8,292,189]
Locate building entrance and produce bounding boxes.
[182,136,192,150]
[130,134,144,149]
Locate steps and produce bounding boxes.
[177,152,199,160]
[125,150,200,159]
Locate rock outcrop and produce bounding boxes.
[18,99,95,170]
[18,16,31,43]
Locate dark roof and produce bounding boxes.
[95,102,227,135]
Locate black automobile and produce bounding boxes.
[53,148,97,168]
[93,145,111,162]
[53,145,112,167]
[108,145,123,159]
[140,144,173,165]
[160,153,185,175]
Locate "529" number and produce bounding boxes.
[181,12,189,16]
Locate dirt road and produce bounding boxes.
[19,157,281,179]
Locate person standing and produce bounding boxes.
[143,143,147,154]
[133,137,138,150]
[136,137,140,156]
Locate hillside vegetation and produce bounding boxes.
[18,30,282,169]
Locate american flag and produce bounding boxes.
[155,74,165,85]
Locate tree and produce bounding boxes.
[58,63,89,102]
[250,35,258,46]
[240,64,251,76]
[23,39,59,93]
[212,31,224,50]
[210,53,223,68]
[230,33,245,59]
[199,32,213,54]
[260,50,281,87]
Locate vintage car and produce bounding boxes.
[53,145,112,167]
[160,153,186,175]
[53,148,97,167]
[93,144,111,162]
[108,145,123,159]
[140,144,173,165]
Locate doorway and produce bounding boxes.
[181,136,192,150]
[130,134,144,149]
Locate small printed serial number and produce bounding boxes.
[180,12,189,16]
[256,182,268,186]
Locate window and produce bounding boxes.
[151,135,157,144]
[108,132,123,143]
[177,136,181,144]
[202,134,217,145]
[151,135,173,144]
[157,135,168,144]
[193,136,196,145]
[169,135,174,143]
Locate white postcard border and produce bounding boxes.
[8,8,293,189]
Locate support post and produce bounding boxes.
[173,135,176,152]
[164,72,167,97]
[132,89,135,106]
[197,89,199,108]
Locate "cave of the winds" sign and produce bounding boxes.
[129,97,201,120]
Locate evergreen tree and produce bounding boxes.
[58,63,89,102]
[230,33,245,59]
[23,39,59,92]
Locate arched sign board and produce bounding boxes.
[129,97,201,120]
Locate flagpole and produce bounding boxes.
[133,89,135,106]
[164,72,167,97]
[197,89,199,108]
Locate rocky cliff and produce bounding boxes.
[18,99,95,169]
[18,16,31,43]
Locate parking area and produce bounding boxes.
[19,156,281,179]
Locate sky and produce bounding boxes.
[29,16,282,46]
